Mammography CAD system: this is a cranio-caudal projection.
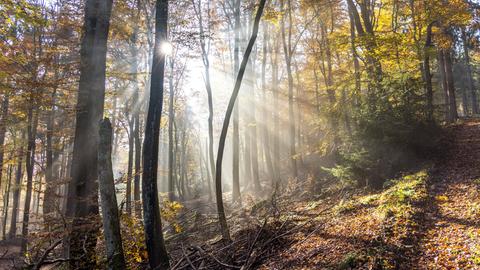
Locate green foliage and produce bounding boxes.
[336,93,442,189]
[339,252,365,269]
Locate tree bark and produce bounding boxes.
[65,0,113,267]
[142,0,170,268]
[21,107,39,253]
[98,119,127,270]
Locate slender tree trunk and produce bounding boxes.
[44,88,56,224]
[248,49,260,192]
[348,10,361,108]
[168,59,176,201]
[142,0,170,268]
[21,107,39,253]
[261,27,275,183]
[232,0,241,203]
[444,49,458,122]
[126,115,134,214]
[98,119,126,270]
[130,2,143,220]
[2,165,12,239]
[272,35,280,185]
[424,22,435,121]
[0,95,9,188]
[9,132,24,239]
[65,0,113,266]
[281,0,298,179]
[462,28,478,114]
[133,115,141,218]
[215,0,267,242]
[438,49,450,122]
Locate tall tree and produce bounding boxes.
[65,0,113,267]
[141,0,170,268]
[215,0,267,242]
[98,118,126,270]
[232,0,241,203]
[280,0,298,178]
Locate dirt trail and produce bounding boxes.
[412,120,480,269]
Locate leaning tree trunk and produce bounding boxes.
[65,0,113,267]
[141,0,170,268]
[215,0,267,242]
[98,119,126,270]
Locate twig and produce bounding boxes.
[241,218,268,270]
[32,238,63,270]
[192,245,241,269]
[181,244,197,270]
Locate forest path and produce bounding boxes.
[411,119,480,269]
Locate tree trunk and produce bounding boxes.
[261,26,275,183]
[281,0,298,179]
[215,0,267,242]
[348,10,361,108]
[2,165,12,239]
[9,133,24,239]
[438,49,450,122]
[44,88,56,225]
[133,115,142,219]
[232,0,241,204]
[0,94,9,189]
[65,0,113,267]
[98,119,126,270]
[168,59,176,201]
[424,22,435,122]
[126,115,134,214]
[142,0,170,268]
[444,49,458,122]
[21,107,39,253]
[272,34,280,185]
[462,28,478,114]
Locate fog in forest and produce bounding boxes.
[0,0,479,269]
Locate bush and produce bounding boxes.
[334,81,442,189]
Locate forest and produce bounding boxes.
[0,0,479,269]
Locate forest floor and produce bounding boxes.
[254,119,480,269]
[1,120,480,270]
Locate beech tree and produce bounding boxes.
[141,0,170,268]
